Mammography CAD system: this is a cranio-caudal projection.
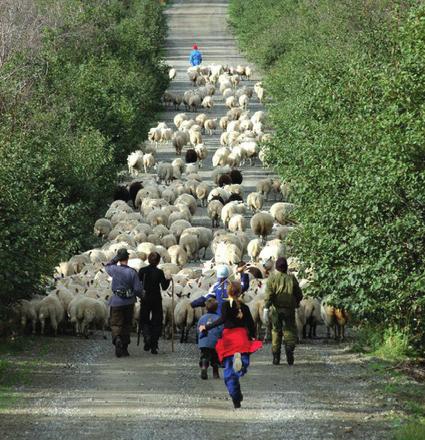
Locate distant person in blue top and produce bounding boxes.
[191,264,249,316]
[189,43,202,66]
[197,298,223,380]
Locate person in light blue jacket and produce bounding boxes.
[189,43,203,66]
[197,298,223,380]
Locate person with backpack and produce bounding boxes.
[263,257,303,366]
[189,43,203,66]
[105,248,143,358]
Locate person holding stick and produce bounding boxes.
[138,252,171,354]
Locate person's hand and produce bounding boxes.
[198,325,206,333]
[236,264,245,273]
[262,308,269,325]
[164,271,172,280]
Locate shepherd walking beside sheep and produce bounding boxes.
[105,248,143,358]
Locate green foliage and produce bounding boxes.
[229,0,425,352]
[0,0,168,316]
[394,422,425,440]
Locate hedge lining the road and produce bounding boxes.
[229,0,425,352]
[0,0,169,318]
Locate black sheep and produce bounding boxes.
[218,173,232,187]
[228,193,243,203]
[209,195,225,205]
[185,148,198,164]
[129,181,143,207]
[230,169,243,184]
[113,186,130,202]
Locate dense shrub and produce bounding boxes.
[0,0,168,316]
[229,0,425,351]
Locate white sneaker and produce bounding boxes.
[233,352,242,372]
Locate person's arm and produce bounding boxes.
[189,52,194,65]
[292,276,303,308]
[133,272,143,297]
[241,272,249,293]
[264,275,275,309]
[205,302,229,331]
[105,257,119,277]
[159,270,171,290]
[199,52,202,63]
[244,305,256,339]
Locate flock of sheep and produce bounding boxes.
[14,62,348,345]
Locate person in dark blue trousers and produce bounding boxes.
[189,43,202,66]
[197,298,223,380]
[199,281,262,409]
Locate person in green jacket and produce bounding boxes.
[263,257,303,366]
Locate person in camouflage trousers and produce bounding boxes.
[263,257,303,366]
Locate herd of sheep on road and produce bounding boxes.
[14,62,348,346]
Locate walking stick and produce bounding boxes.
[171,277,175,353]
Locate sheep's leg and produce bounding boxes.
[341,325,345,341]
[40,319,45,335]
[302,324,307,340]
[326,325,331,339]
[32,318,37,335]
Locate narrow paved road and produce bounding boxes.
[0,1,393,439]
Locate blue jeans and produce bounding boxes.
[223,353,250,400]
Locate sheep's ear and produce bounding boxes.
[105,295,110,301]
[75,288,78,293]
[91,280,94,285]
[61,273,64,278]
[96,294,100,299]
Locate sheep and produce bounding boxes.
[239,94,249,110]
[174,194,197,216]
[185,148,198,164]
[300,297,322,339]
[169,219,192,241]
[219,116,229,131]
[127,151,144,176]
[188,93,202,112]
[156,162,174,184]
[250,212,274,242]
[201,96,214,110]
[173,131,189,156]
[218,173,232,188]
[18,298,41,335]
[212,147,231,167]
[174,113,189,129]
[161,188,176,204]
[94,218,112,238]
[212,165,232,185]
[225,95,238,109]
[195,182,210,207]
[161,234,177,249]
[221,201,246,229]
[227,107,243,121]
[258,240,286,266]
[207,200,223,229]
[204,118,217,135]
[129,181,143,207]
[75,296,108,339]
[167,244,188,267]
[169,68,177,80]
[174,298,195,343]
[247,239,262,262]
[195,113,208,128]
[214,241,242,265]
[143,153,155,173]
[194,143,208,167]
[181,227,213,259]
[270,202,295,225]
[229,169,243,184]
[189,129,203,146]
[38,293,65,336]
[247,192,264,212]
[254,82,265,103]
[240,141,259,165]
[256,178,273,200]
[321,299,348,341]
[228,214,246,233]
[179,234,199,261]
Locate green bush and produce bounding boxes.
[229,0,425,352]
[0,0,168,317]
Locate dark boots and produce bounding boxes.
[285,346,295,366]
[212,365,220,379]
[115,336,124,358]
[200,360,209,380]
[272,352,281,365]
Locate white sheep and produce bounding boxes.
[256,178,273,200]
[127,150,144,176]
[270,202,295,225]
[250,212,274,242]
[228,214,246,233]
[247,239,263,262]
[207,199,223,229]
[38,293,65,336]
[221,201,246,229]
[246,192,264,212]
[94,218,112,238]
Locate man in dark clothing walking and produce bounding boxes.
[105,248,143,358]
[138,252,170,354]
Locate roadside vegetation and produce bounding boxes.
[229,1,425,436]
[0,0,169,320]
